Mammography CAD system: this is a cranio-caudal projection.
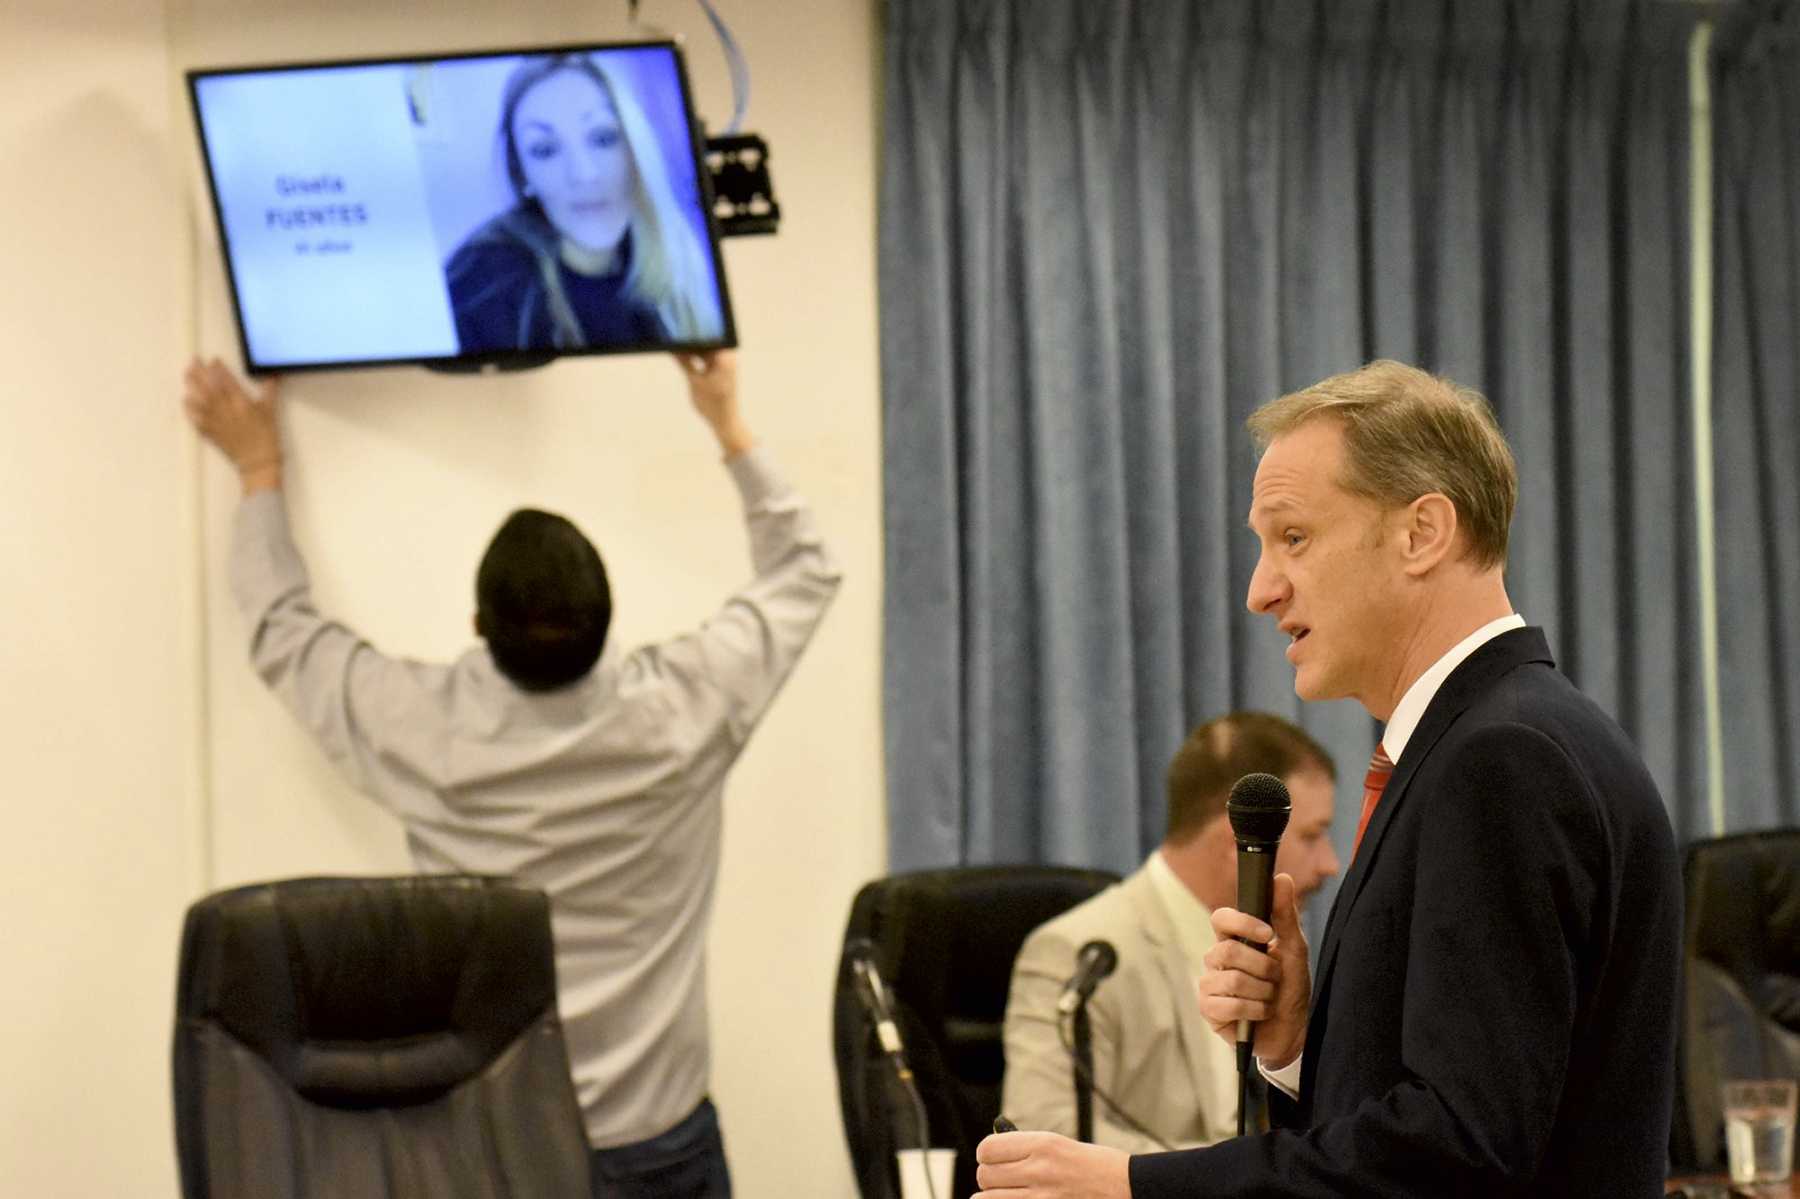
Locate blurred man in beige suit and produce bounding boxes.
[1000,712,1339,1150]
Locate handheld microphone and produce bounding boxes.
[1056,939,1119,1016]
[1226,772,1291,1074]
[845,936,908,1070]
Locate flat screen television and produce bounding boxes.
[187,40,736,375]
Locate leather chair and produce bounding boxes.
[833,865,1119,1199]
[172,875,591,1198]
[1669,830,1800,1172]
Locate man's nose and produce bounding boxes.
[1246,553,1285,615]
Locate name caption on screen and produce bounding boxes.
[266,173,366,233]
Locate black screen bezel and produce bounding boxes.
[186,39,738,376]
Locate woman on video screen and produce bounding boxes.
[446,54,724,353]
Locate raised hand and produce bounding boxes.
[671,348,753,458]
[182,357,283,494]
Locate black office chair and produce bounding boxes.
[1669,830,1800,1172]
[172,875,591,1198]
[833,864,1119,1199]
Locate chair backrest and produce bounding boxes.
[172,875,590,1199]
[833,864,1119,1199]
[1670,830,1800,1171]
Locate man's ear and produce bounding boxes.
[1399,493,1459,577]
[473,611,486,640]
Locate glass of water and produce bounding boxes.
[1723,1078,1797,1187]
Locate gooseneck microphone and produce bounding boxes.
[1050,939,1174,1151]
[1059,939,1117,1146]
[1056,939,1119,1016]
[1226,771,1291,1135]
[845,936,908,1075]
[846,936,939,1199]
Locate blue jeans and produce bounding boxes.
[590,1098,732,1199]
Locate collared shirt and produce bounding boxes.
[1146,849,1217,985]
[1380,613,1526,764]
[230,445,841,1148]
[1146,850,1242,1136]
[1262,612,1526,1098]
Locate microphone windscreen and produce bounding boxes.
[1227,772,1292,845]
[1077,939,1119,981]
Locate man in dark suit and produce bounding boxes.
[973,361,1682,1197]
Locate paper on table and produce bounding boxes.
[896,1148,955,1199]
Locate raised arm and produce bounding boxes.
[181,359,445,812]
[653,350,843,743]
[674,348,755,459]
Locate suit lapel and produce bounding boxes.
[1309,628,1556,1022]
[1123,870,1228,1130]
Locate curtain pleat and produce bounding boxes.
[1713,0,1800,832]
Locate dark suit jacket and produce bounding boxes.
[1131,628,1682,1197]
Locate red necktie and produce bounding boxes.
[1351,745,1395,860]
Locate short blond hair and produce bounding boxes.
[1247,361,1518,570]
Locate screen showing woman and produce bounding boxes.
[188,42,734,373]
[442,53,727,354]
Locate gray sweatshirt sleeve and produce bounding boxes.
[649,445,844,745]
[229,491,446,810]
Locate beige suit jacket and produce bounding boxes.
[1000,862,1240,1151]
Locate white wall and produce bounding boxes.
[0,2,194,1195]
[3,1,885,1194]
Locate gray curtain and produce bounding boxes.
[880,0,1709,885]
[1713,1,1800,832]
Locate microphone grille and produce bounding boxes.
[1227,772,1292,844]
[845,936,882,976]
[1078,939,1119,980]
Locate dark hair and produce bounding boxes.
[475,508,611,692]
[1164,711,1336,844]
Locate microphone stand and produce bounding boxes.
[848,945,938,1199]
[1072,997,1097,1143]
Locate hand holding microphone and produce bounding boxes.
[1224,772,1291,1073]
[1192,773,1302,1136]
[1199,873,1311,1061]
[1198,763,1313,1072]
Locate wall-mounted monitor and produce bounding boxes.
[188,40,736,374]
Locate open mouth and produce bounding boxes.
[1284,627,1310,659]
